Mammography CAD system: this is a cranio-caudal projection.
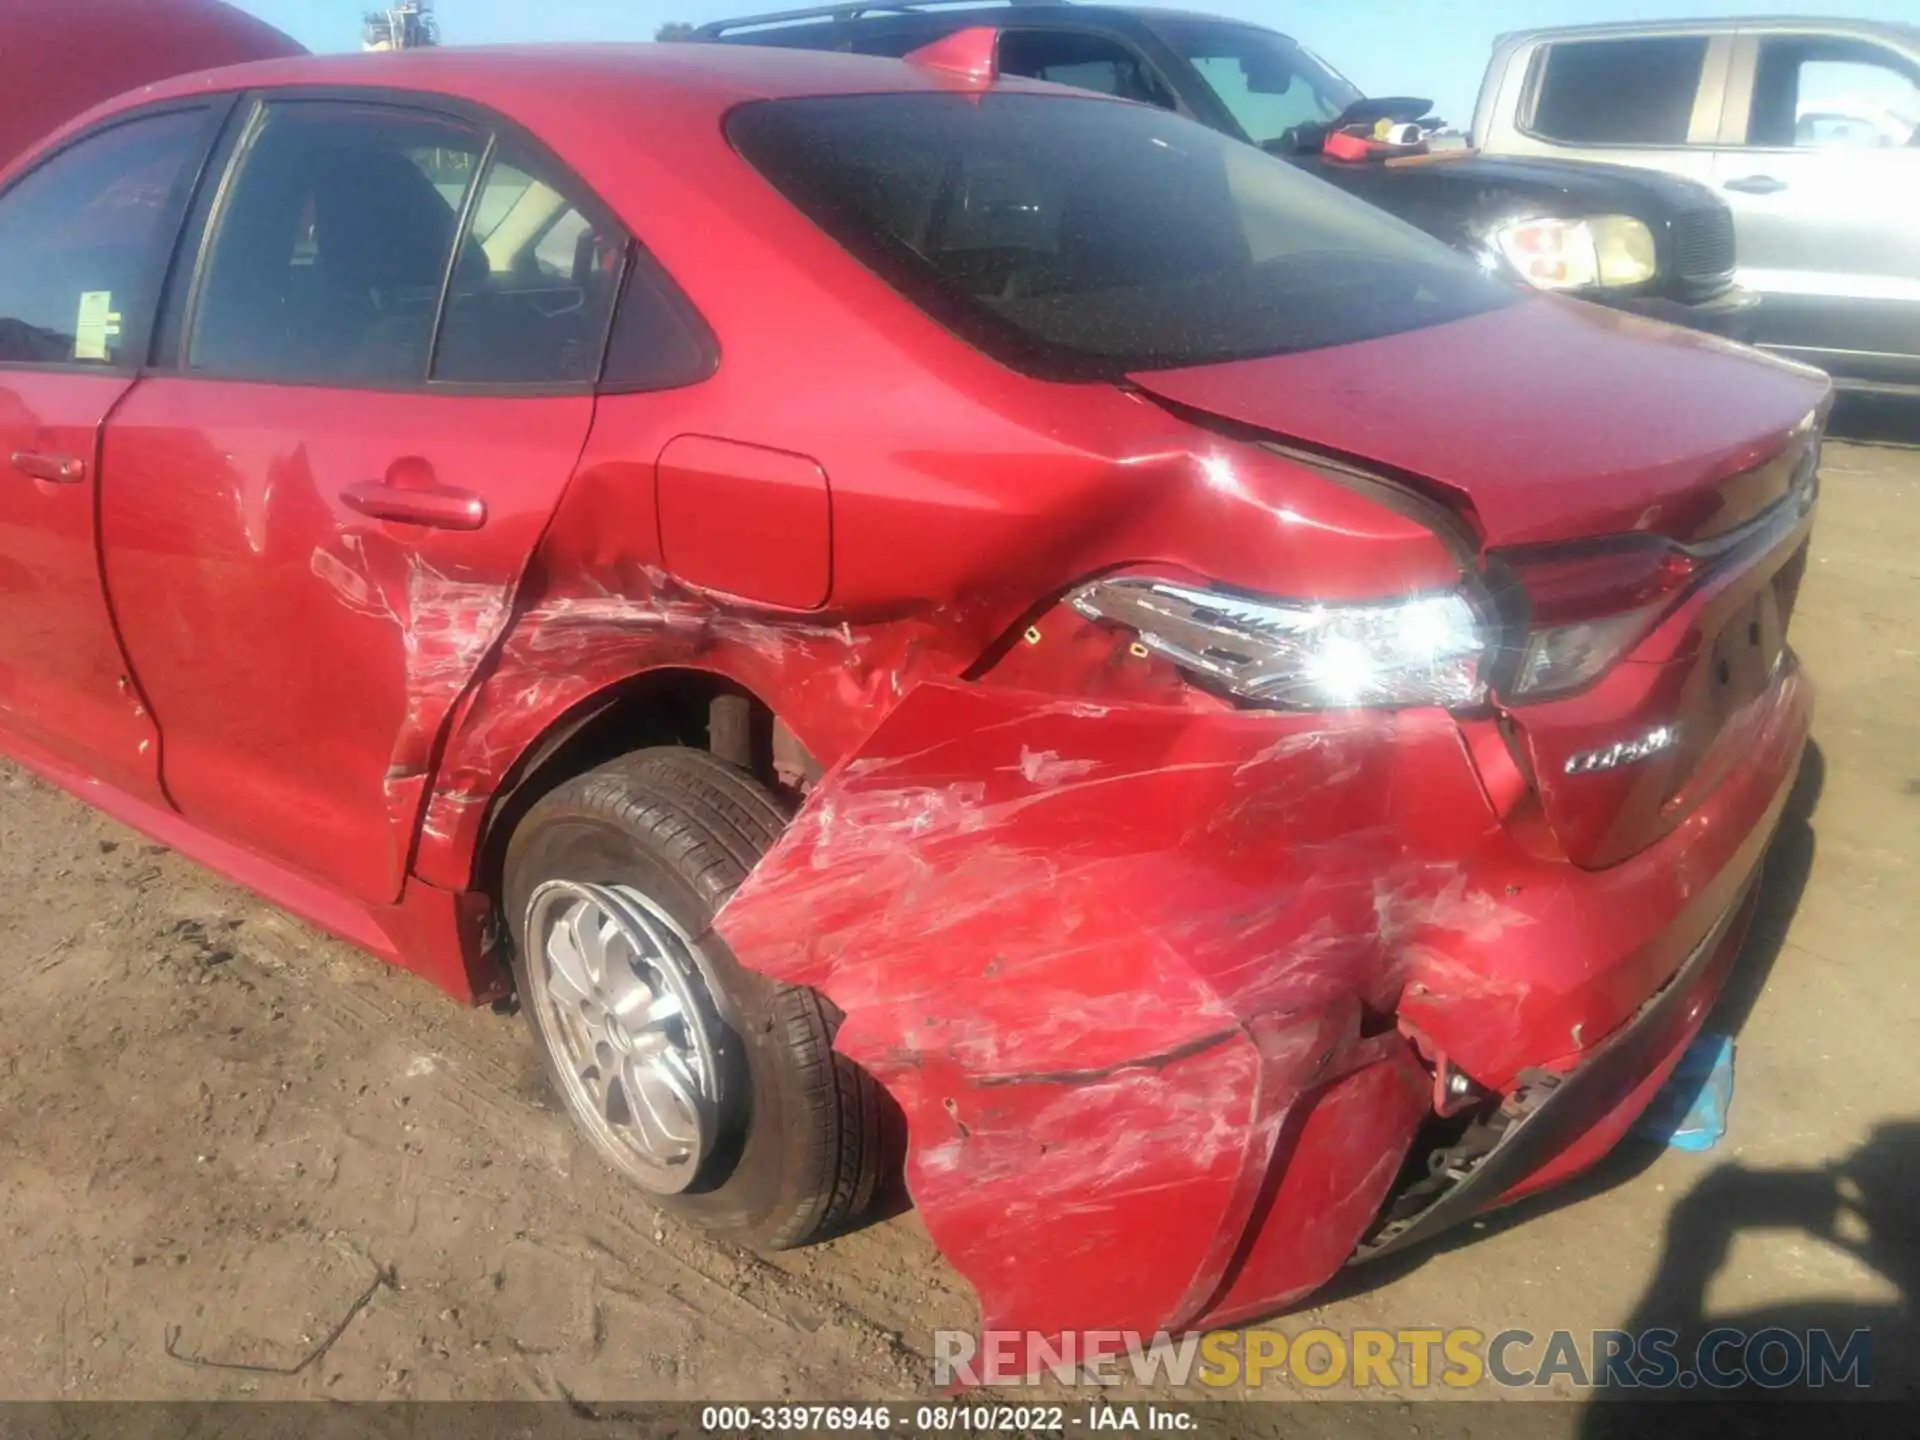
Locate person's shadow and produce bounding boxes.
[1579,1119,1917,1430]
[1571,735,1915,1424]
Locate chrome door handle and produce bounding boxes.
[1723,175,1788,195]
[11,449,86,484]
[340,479,487,530]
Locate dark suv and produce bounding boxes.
[699,1,1756,335]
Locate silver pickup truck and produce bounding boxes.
[1474,17,1920,397]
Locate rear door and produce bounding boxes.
[1711,29,1920,387]
[0,103,220,804]
[100,94,625,902]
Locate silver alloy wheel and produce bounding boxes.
[523,879,726,1194]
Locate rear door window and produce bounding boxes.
[0,110,209,368]
[1745,36,1920,147]
[431,147,625,385]
[997,30,1178,109]
[188,101,484,384]
[1529,36,1710,145]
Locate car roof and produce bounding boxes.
[701,4,1287,41]
[51,40,1074,151]
[1494,15,1919,47]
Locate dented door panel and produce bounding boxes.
[100,381,593,902]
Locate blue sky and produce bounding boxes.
[233,0,1916,122]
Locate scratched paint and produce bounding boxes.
[379,375,1814,1351]
[412,557,986,888]
[385,511,1807,1350]
[396,538,1544,1341]
[308,533,514,837]
[711,680,1514,1337]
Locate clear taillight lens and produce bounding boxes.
[1068,577,1487,709]
[1501,539,1701,699]
[1512,612,1659,697]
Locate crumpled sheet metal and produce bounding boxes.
[717,681,1498,1337]
[411,573,974,889]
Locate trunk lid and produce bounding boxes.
[1129,295,1826,549]
[1132,296,1829,868]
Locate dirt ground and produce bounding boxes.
[1,416,1914,1422]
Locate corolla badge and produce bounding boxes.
[1564,724,1681,775]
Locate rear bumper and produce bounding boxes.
[1612,283,1760,340]
[717,655,1810,1342]
[1358,876,1760,1260]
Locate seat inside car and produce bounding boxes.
[305,147,466,379]
[191,130,472,382]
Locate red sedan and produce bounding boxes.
[0,34,1824,1349]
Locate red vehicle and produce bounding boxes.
[0,0,303,172]
[0,32,1825,1350]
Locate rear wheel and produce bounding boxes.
[503,747,884,1248]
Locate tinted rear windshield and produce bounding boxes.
[727,93,1512,379]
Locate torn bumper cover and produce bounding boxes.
[715,660,1809,1343]
[1356,873,1759,1262]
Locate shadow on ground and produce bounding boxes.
[1580,1117,1918,1414]
[1828,394,1920,448]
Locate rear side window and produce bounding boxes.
[432,147,625,384]
[728,93,1507,379]
[1529,36,1710,145]
[599,250,721,394]
[0,110,207,368]
[1151,17,1361,149]
[1747,37,1920,148]
[189,102,484,384]
[997,31,1178,109]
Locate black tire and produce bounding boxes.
[502,746,885,1249]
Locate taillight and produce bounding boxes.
[1497,537,1700,700]
[1068,576,1489,709]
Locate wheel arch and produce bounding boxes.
[415,661,819,901]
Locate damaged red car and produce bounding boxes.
[0,34,1826,1345]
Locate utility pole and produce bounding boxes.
[362,1,439,51]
